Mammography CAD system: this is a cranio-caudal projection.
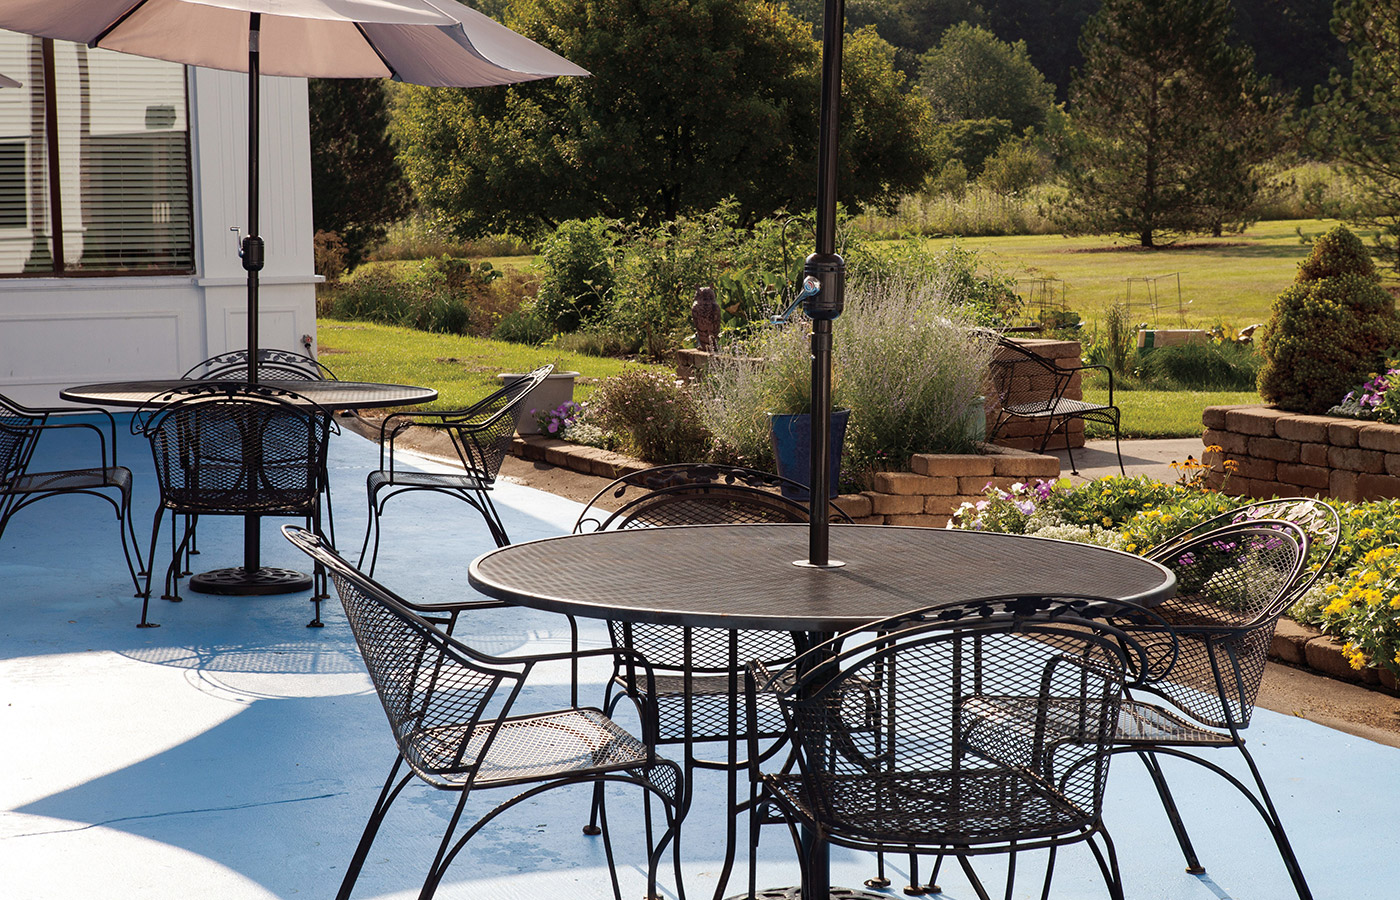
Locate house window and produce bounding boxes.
[0,30,193,276]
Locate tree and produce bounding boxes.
[916,22,1055,133]
[1313,0,1400,271]
[307,79,411,268]
[1065,0,1279,247]
[393,0,934,238]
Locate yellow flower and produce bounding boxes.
[1324,598,1350,616]
[1102,516,1113,527]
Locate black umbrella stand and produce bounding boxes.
[801,0,847,569]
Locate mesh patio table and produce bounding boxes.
[468,522,1176,900]
[61,379,437,595]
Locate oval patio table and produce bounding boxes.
[468,522,1176,900]
[62,378,437,597]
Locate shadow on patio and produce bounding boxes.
[1,417,1394,899]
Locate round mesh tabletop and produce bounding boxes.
[468,524,1176,632]
[61,380,437,410]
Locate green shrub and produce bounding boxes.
[1257,225,1400,413]
[1137,340,1260,390]
[588,367,709,464]
[550,327,642,358]
[536,218,616,332]
[491,302,553,345]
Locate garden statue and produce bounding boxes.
[692,286,721,352]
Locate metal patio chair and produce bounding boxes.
[987,336,1123,476]
[0,393,142,596]
[181,347,338,382]
[1118,519,1316,898]
[282,525,684,900]
[573,462,852,898]
[746,597,1143,900]
[180,348,340,555]
[133,382,337,627]
[358,364,552,574]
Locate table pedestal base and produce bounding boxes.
[727,888,891,900]
[190,567,312,596]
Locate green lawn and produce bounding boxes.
[1084,386,1259,439]
[918,218,1392,330]
[316,319,666,410]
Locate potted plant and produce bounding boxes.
[760,336,849,500]
[498,369,580,434]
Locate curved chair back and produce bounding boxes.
[428,364,552,481]
[574,463,852,676]
[761,603,1131,851]
[574,462,852,534]
[0,395,44,497]
[181,348,337,382]
[1148,497,1339,606]
[136,382,337,515]
[1143,520,1307,730]
[283,525,529,785]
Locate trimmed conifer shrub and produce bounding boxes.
[1257,225,1400,413]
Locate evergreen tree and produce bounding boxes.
[1065,0,1279,247]
[1313,0,1400,271]
[308,79,411,268]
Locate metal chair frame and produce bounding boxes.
[132,382,338,627]
[573,463,852,900]
[746,597,1147,900]
[179,348,340,559]
[1115,518,1316,899]
[282,525,684,900]
[987,336,1123,476]
[358,365,552,574]
[0,393,142,596]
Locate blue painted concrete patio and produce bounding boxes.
[2,418,1396,899]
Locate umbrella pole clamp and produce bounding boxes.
[240,235,264,272]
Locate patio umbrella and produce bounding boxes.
[802,0,846,567]
[0,74,19,88]
[0,0,586,381]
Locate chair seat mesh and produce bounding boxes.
[765,768,1090,847]
[406,707,651,789]
[368,469,491,494]
[1003,397,1115,418]
[1113,699,1234,746]
[6,466,131,498]
[620,672,787,742]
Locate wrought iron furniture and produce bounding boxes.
[468,524,1175,900]
[573,463,853,893]
[1105,518,1314,898]
[132,382,338,627]
[1,393,142,595]
[179,349,340,560]
[988,336,1123,476]
[180,348,338,382]
[358,364,552,573]
[62,378,436,599]
[746,596,1150,900]
[282,525,684,900]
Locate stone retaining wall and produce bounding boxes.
[1203,404,1400,501]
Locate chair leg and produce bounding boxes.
[338,756,413,900]
[138,509,165,628]
[1137,750,1204,873]
[474,487,512,547]
[358,487,383,576]
[117,489,145,597]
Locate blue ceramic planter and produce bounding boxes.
[769,408,850,500]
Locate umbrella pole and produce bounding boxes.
[804,0,846,570]
[243,12,264,385]
[244,13,263,574]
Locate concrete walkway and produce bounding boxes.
[2,422,1398,899]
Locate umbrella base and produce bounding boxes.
[190,566,312,596]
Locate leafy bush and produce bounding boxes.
[330,257,528,337]
[588,367,709,464]
[1137,340,1260,390]
[314,230,349,282]
[536,218,616,332]
[1257,225,1400,413]
[491,302,553,345]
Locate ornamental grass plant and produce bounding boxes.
[695,273,995,483]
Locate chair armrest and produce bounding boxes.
[32,411,121,470]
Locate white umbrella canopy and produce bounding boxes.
[0,74,18,88]
[0,0,586,380]
[0,0,586,85]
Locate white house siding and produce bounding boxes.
[0,66,317,408]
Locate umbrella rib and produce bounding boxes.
[91,0,153,48]
[353,22,400,80]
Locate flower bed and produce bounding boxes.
[950,472,1400,692]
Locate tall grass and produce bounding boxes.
[854,184,1068,239]
[366,214,533,263]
